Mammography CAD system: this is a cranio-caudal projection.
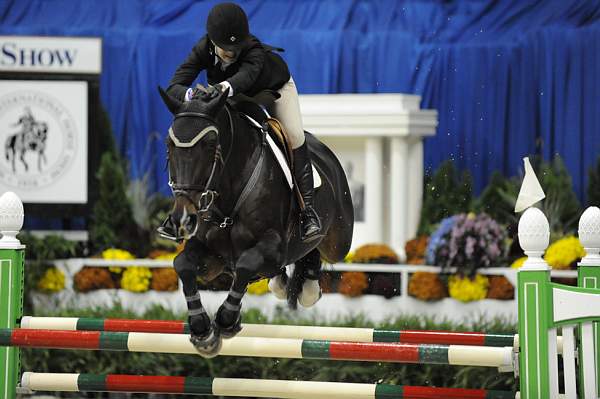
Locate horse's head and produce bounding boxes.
[158,86,230,241]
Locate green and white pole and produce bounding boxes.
[517,207,555,399]
[577,206,600,395]
[0,192,25,399]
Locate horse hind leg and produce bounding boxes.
[173,240,222,358]
[268,269,288,300]
[38,150,47,172]
[290,248,322,308]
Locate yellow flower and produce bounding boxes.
[544,236,586,270]
[448,274,489,302]
[154,253,177,261]
[37,267,65,293]
[511,257,527,269]
[102,248,135,274]
[344,251,355,263]
[247,279,270,295]
[120,266,152,293]
[102,248,135,260]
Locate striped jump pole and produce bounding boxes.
[20,316,516,347]
[20,372,514,399]
[0,192,25,399]
[0,328,515,369]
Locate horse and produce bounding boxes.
[5,121,48,173]
[158,86,354,357]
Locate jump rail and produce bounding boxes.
[20,372,514,399]
[0,328,514,368]
[2,191,600,398]
[20,316,516,347]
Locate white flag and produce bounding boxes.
[514,157,545,213]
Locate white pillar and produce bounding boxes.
[365,138,383,244]
[406,137,424,240]
[390,137,408,261]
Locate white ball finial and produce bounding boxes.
[0,191,24,248]
[579,206,600,266]
[518,207,550,270]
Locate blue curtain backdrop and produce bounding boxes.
[1,0,600,201]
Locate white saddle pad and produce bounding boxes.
[265,134,321,189]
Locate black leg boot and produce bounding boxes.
[293,141,323,242]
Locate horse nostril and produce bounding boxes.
[184,214,198,234]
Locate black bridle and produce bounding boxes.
[168,109,233,215]
[167,104,266,235]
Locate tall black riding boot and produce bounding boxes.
[293,141,323,242]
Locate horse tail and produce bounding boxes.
[286,264,304,310]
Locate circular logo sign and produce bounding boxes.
[0,90,77,190]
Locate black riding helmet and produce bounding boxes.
[206,2,250,51]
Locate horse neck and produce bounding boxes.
[217,108,262,210]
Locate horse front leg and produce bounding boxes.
[20,149,28,172]
[173,238,222,357]
[215,230,282,338]
[9,148,16,172]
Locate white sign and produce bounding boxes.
[0,36,101,74]
[0,80,88,203]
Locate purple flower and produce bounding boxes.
[465,237,476,257]
[427,212,507,276]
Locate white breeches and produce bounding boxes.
[273,77,305,149]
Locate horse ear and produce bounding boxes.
[158,86,182,114]
[212,87,230,110]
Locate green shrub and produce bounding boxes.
[18,233,78,314]
[534,156,581,239]
[89,152,138,254]
[475,171,520,227]
[588,156,600,207]
[474,156,580,243]
[418,160,473,235]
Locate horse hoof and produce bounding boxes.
[298,279,322,308]
[190,328,222,358]
[268,275,287,300]
[215,313,243,339]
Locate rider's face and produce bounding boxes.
[213,43,238,64]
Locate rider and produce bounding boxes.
[166,2,321,242]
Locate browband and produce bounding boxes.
[169,125,219,148]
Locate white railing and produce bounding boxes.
[49,258,577,301]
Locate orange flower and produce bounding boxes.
[486,276,514,300]
[151,268,179,291]
[405,236,429,265]
[74,267,116,292]
[407,272,447,301]
[353,244,399,264]
[338,272,369,297]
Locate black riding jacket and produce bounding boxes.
[167,34,290,100]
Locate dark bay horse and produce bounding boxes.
[158,87,353,357]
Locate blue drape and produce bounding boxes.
[2,0,599,201]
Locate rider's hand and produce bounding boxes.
[206,83,225,98]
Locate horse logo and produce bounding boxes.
[4,107,49,173]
